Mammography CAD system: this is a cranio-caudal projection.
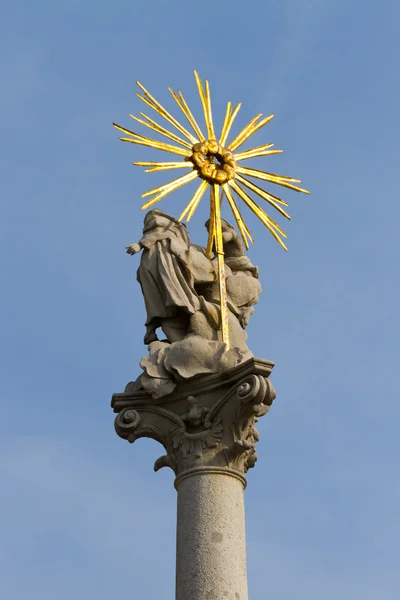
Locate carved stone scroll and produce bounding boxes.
[112,357,276,480]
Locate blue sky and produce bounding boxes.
[1,0,399,598]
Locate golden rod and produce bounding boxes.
[115,70,310,350]
[212,184,230,347]
[206,189,216,259]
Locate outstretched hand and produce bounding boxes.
[126,243,141,255]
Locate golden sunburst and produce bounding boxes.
[113,71,309,348]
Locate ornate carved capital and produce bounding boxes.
[112,357,276,479]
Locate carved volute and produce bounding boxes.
[112,357,276,481]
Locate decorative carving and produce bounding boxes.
[112,357,276,479]
[172,396,223,459]
[125,210,262,399]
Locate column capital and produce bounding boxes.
[112,357,276,480]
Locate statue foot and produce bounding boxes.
[144,329,158,345]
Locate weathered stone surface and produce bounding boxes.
[112,357,275,479]
[116,210,275,600]
[176,471,248,600]
[125,210,262,398]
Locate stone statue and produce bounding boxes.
[125,209,262,398]
[113,207,276,600]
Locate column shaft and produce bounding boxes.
[175,470,248,600]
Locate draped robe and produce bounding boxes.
[137,211,215,330]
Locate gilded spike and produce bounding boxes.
[136,83,198,144]
[130,113,193,149]
[228,115,275,151]
[222,183,252,249]
[142,170,198,198]
[237,166,309,193]
[115,70,310,348]
[236,174,291,219]
[119,135,190,158]
[230,181,288,250]
[220,103,242,146]
[179,179,208,222]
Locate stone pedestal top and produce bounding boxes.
[112,357,276,480]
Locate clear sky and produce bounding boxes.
[1,0,399,598]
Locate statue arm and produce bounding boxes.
[222,230,235,244]
[126,242,143,255]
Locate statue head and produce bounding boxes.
[204,217,234,233]
[143,209,187,234]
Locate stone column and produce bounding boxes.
[112,357,276,600]
[176,468,248,600]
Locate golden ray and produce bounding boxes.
[136,82,198,145]
[228,115,275,151]
[204,80,216,139]
[141,170,199,210]
[113,122,139,138]
[129,113,193,149]
[236,190,287,237]
[222,183,252,249]
[134,159,192,172]
[194,70,212,140]
[115,70,309,348]
[227,114,263,152]
[220,102,242,146]
[142,170,198,198]
[236,173,289,206]
[237,166,309,193]
[230,180,286,235]
[145,165,193,173]
[136,92,161,113]
[238,165,302,183]
[234,143,274,159]
[187,180,208,221]
[236,174,291,219]
[134,160,192,170]
[168,89,205,141]
[219,102,232,146]
[229,180,288,250]
[141,189,174,210]
[234,145,283,161]
[179,91,205,141]
[179,179,208,222]
[119,135,190,158]
[114,119,183,150]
